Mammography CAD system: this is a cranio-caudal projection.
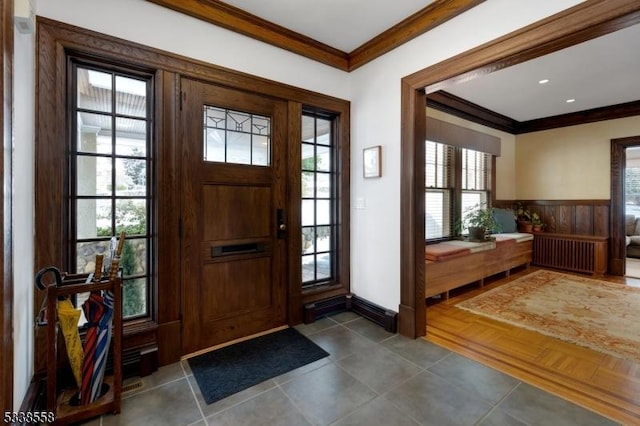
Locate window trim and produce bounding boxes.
[34,34,164,373]
[69,59,156,322]
[287,102,351,307]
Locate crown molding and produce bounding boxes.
[518,100,640,133]
[348,0,485,71]
[428,91,640,134]
[146,0,484,72]
[146,0,349,70]
[427,91,518,134]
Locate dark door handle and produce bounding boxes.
[277,209,286,239]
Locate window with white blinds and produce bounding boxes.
[426,141,454,239]
[462,148,491,191]
[425,141,493,241]
[461,148,492,232]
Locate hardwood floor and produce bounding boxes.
[626,257,640,280]
[425,266,640,425]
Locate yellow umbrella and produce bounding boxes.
[57,298,84,389]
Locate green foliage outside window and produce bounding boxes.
[124,147,146,185]
[120,241,144,317]
[94,197,146,317]
[96,200,146,237]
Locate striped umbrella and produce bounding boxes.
[90,290,114,402]
[80,290,107,404]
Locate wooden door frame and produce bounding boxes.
[1,0,13,412]
[179,79,290,353]
[399,0,640,338]
[610,136,640,276]
[36,17,350,369]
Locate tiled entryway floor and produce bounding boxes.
[85,312,618,425]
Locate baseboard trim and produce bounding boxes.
[303,293,398,334]
[303,295,348,323]
[347,294,398,333]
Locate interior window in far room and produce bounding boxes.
[460,147,492,232]
[425,140,454,240]
[425,141,493,241]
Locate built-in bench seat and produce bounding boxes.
[425,233,533,300]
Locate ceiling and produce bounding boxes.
[148,0,479,70]
[165,1,640,123]
[219,0,435,52]
[443,22,640,122]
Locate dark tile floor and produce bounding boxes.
[85,312,619,425]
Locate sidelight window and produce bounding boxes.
[301,112,337,288]
[72,65,153,319]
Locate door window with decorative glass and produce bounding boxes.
[203,106,270,166]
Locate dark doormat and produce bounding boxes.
[188,327,329,404]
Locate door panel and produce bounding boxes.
[202,185,271,240]
[201,258,272,319]
[180,78,287,354]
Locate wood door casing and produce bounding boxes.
[611,136,640,276]
[400,0,640,339]
[35,18,351,372]
[180,78,288,355]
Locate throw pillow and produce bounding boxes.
[492,208,517,233]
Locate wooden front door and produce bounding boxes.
[180,78,288,354]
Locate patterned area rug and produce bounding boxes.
[456,270,640,363]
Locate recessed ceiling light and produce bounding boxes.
[566,98,576,103]
[538,79,549,84]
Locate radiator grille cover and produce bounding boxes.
[532,234,607,275]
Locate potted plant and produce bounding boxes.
[531,212,544,232]
[463,204,501,241]
[515,202,533,232]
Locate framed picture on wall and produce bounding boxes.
[363,145,381,178]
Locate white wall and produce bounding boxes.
[348,0,584,309]
[12,26,35,409]
[13,0,587,405]
[37,0,350,99]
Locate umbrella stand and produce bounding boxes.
[79,289,114,405]
[37,268,122,425]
